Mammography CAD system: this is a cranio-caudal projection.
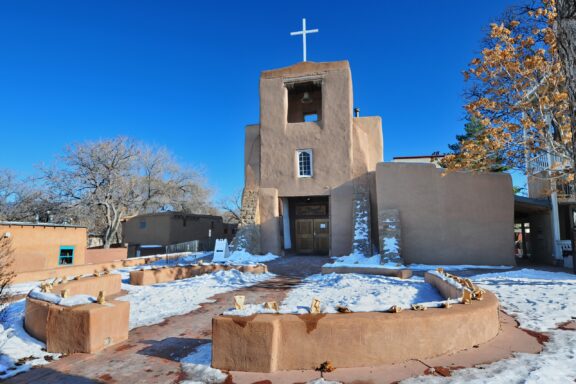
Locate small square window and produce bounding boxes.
[304,113,318,122]
[139,221,146,229]
[59,246,74,265]
[297,149,313,178]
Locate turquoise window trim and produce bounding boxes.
[58,246,75,266]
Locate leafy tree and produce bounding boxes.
[443,0,572,186]
[444,116,508,172]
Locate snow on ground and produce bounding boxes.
[402,268,576,383]
[211,250,278,265]
[472,268,576,332]
[179,343,228,384]
[225,273,448,316]
[118,269,275,329]
[0,300,59,380]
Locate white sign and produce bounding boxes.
[213,238,230,262]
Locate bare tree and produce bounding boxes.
[42,137,213,248]
[0,169,60,223]
[219,189,242,224]
[0,236,15,317]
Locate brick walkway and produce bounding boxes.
[6,256,326,384]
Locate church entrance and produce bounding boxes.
[287,196,329,255]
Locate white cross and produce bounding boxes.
[290,18,319,62]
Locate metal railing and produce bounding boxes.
[531,153,571,174]
[165,239,216,254]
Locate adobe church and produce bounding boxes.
[232,60,515,265]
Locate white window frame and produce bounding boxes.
[296,149,313,178]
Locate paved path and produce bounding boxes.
[6,256,326,384]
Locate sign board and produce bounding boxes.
[213,238,230,262]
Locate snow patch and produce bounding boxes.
[225,273,449,316]
[118,269,274,329]
[212,250,278,264]
[402,268,576,383]
[0,300,59,380]
[179,343,227,384]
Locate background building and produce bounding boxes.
[122,212,236,257]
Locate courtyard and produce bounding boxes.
[0,254,574,383]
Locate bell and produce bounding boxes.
[301,92,313,104]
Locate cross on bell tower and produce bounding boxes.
[290,18,319,62]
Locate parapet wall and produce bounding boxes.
[129,264,268,285]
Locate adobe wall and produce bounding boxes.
[352,117,383,176]
[129,263,268,285]
[212,291,500,372]
[122,215,172,245]
[375,163,515,265]
[321,266,412,279]
[13,255,166,283]
[85,248,127,264]
[258,61,354,197]
[259,188,281,255]
[51,274,122,298]
[25,297,129,354]
[0,224,87,273]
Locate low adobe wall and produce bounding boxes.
[212,272,499,372]
[24,297,129,354]
[424,271,465,300]
[321,266,412,279]
[13,255,167,283]
[129,264,268,285]
[50,274,122,298]
[85,248,128,264]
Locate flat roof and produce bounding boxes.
[514,195,551,214]
[0,221,86,229]
[124,212,223,221]
[393,155,445,160]
[261,61,350,79]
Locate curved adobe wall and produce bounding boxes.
[212,274,500,372]
[129,264,268,285]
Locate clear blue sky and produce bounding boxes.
[0,0,521,201]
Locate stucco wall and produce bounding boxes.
[212,292,500,372]
[375,163,515,265]
[85,248,127,264]
[259,61,354,197]
[1,224,86,273]
[259,188,282,255]
[352,117,383,176]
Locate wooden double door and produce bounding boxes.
[294,218,329,255]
